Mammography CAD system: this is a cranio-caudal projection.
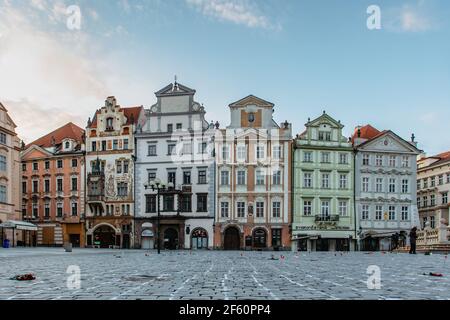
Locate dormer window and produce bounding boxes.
[65,141,70,150]
[106,117,114,131]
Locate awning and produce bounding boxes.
[361,231,396,239]
[0,220,38,231]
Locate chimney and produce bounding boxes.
[352,125,365,147]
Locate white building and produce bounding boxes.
[353,125,421,251]
[135,81,215,250]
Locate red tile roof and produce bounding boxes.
[26,122,84,149]
[352,124,381,142]
[88,106,142,129]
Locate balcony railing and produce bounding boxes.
[315,214,340,222]
[87,194,105,202]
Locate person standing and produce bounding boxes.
[409,227,417,254]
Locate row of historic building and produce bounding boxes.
[1,81,449,251]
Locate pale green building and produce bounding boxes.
[292,112,356,251]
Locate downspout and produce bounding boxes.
[353,148,357,251]
[291,139,295,250]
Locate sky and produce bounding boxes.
[0,0,449,155]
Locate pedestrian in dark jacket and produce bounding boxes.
[409,227,417,254]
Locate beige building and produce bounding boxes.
[416,151,450,245]
[0,103,22,245]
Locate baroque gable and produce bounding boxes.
[357,131,419,154]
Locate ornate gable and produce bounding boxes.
[357,131,420,154]
[155,82,196,97]
[229,95,274,108]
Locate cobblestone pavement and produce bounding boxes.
[1,248,449,300]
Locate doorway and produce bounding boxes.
[252,228,267,248]
[224,227,240,250]
[163,228,178,250]
[191,228,208,249]
[93,225,116,248]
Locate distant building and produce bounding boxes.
[21,122,85,247]
[0,103,22,246]
[85,97,143,248]
[353,125,421,251]
[135,81,215,250]
[292,112,355,251]
[214,95,292,250]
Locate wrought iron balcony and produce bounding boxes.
[315,214,340,222]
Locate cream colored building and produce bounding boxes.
[0,103,22,245]
[416,151,450,245]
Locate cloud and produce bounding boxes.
[386,2,435,33]
[185,0,279,30]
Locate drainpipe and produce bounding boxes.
[353,148,357,251]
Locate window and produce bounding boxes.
[417,180,421,190]
[430,216,436,229]
[32,180,39,193]
[199,142,207,154]
[442,192,448,205]
[0,155,6,171]
[176,123,182,130]
[148,145,157,156]
[321,152,330,163]
[256,145,265,159]
[339,201,348,216]
[44,179,50,193]
[123,139,129,150]
[303,151,312,163]
[220,171,229,186]
[168,172,176,185]
[102,141,107,151]
[237,202,246,218]
[168,144,176,155]
[163,195,174,211]
[71,159,78,168]
[303,172,312,188]
[117,182,128,197]
[182,143,192,155]
[44,202,50,218]
[71,177,78,191]
[401,156,409,168]
[197,194,207,212]
[303,200,312,216]
[388,206,396,220]
[272,202,281,218]
[362,205,369,220]
[0,133,6,144]
[65,141,70,149]
[375,155,383,166]
[272,229,282,248]
[117,160,122,174]
[220,202,229,218]
[376,178,383,193]
[256,169,265,185]
[389,156,396,167]
[237,171,246,185]
[106,117,113,130]
[431,194,436,206]
[145,195,156,213]
[91,141,97,152]
[237,145,246,160]
[423,178,428,188]
[57,159,63,169]
[33,162,38,171]
[256,202,264,218]
[167,124,173,133]
[375,205,383,220]
[222,146,229,160]
[423,216,428,228]
[181,195,192,212]
[113,140,118,150]
[71,202,78,216]
[321,173,330,189]
[198,170,207,184]
[57,178,63,192]
[389,178,396,193]
[339,153,348,164]
[401,206,409,221]
[22,203,26,217]
[423,196,428,207]
[447,174,450,184]
[183,171,191,185]
[123,160,129,174]
[339,174,347,189]
[272,145,281,159]
[439,175,444,185]
[0,185,6,203]
[273,170,281,185]
[362,177,370,192]
[148,171,156,182]
[321,201,330,216]
[431,176,436,187]
[319,131,331,141]
[22,181,27,194]
[362,154,370,166]
[401,179,409,193]
[32,202,38,218]
[56,202,63,218]
[22,163,27,172]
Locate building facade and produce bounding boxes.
[214,95,292,250]
[85,97,143,248]
[21,123,85,247]
[416,151,450,244]
[353,125,421,251]
[292,112,355,251]
[0,103,22,246]
[135,82,215,250]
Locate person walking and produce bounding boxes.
[409,227,417,254]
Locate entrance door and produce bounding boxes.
[191,228,208,249]
[122,234,130,249]
[164,228,178,250]
[336,239,350,251]
[42,227,55,246]
[141,237,154,249]
[224,227,240,250]
[93,225,116,248]
[316,238,329,251]
[252,229,267,248]
[69,234,81,247]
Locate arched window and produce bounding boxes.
[106,118,114,130]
